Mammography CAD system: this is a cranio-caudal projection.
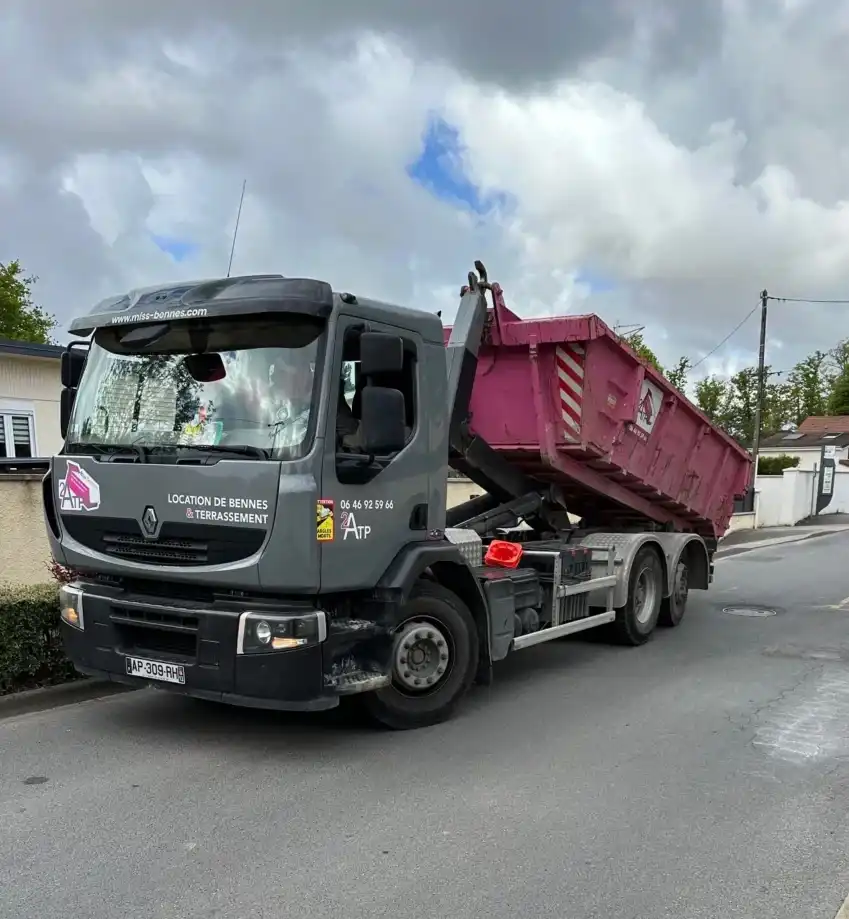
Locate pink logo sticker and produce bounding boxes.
[58,461,102,512]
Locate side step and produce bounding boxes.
[511,610,616,651]
[328,672,391,695]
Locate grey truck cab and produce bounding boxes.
[49,275,479,728]
[49,265,721,729]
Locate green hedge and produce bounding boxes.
[757,454,800,476]
[0,582,79,695]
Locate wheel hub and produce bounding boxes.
[634,566,658,625]
[393,619,451,692]
[674,563,688,605]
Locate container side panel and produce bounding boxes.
[446,310,751,537]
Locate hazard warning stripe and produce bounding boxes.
[555,343,585,441]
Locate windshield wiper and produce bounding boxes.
[66,442,149,462]
[180,443,270,460]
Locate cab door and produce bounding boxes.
[318,315,430,592]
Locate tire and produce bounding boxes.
[659,559,689,627]
[361,580,479,730]
[611,546,663,646]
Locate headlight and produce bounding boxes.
[255,620,272,645]
[237,610,327,655]
[59,585,84,630]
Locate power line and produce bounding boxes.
[768,295,849,304]
[688,292,849,371]
[689,304,759,371]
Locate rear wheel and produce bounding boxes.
[611,546,662,646]
[659,560,689,627]
[362,581,478,730]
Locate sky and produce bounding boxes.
[2,0,849,378]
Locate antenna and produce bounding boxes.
[614,322,645,337]
[226,179,247,278]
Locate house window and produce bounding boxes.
[0,413,36,458]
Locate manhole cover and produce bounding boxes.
[723,606,778,618]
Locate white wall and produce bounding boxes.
[755,476,786,527]
[755,468,819,527]
[726,511,756,532]
[787,469,816,523]
[0,354,62,457]
[0,474,53,584]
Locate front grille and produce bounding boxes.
[113,577,216,605]
[111,606,199,659]
[103,532,208,565]
[112,606,199,630]
[62,515,265,566]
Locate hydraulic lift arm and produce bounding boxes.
[444,262,572,534]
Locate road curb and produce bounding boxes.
[715,528,841,560]
[0,678,136,721]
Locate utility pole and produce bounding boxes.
[750,289,769,490]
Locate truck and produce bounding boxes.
[47,262,751,729]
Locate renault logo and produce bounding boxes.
[142,506,158,536]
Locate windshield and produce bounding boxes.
[67,316,325,461]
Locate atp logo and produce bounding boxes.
[341,510,371,540]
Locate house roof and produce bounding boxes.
[760,430,849,449]
[0,337,63,359]
[798,415,849,434]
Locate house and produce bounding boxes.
[0,338,64,460]
[758,416,849,472]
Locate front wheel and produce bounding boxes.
[611,546,663,646]
[361,581,479,730]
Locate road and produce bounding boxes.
[3,535,849,919]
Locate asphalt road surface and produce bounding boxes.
[4,534,849,919]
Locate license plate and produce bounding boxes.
[125,656,186,685]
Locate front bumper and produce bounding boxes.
[61,584,390,712]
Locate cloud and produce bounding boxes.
[11,0,725,88]
[1,0,849,379]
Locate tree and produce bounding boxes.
[695,376,731,426]
[665,357,690,393]
[621,330,664,374]
[828,370,849,415]
[621,327,849,443]
[828,339,849,381]
[342,360,355,398]
[783,351,829,425]
[0,260,56,343]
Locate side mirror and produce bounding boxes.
[61,347,87,388]
[360,332,403,377]
[60,389,76,440]
[360,386,406,454]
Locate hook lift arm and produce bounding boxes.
[444,261,573,535]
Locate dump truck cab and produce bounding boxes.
[48,275,466,722]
